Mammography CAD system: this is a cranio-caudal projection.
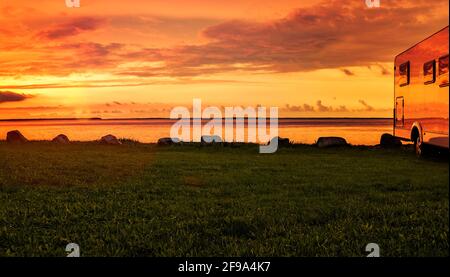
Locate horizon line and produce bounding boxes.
[0,117,394,122]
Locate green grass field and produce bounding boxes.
[0,141,448,257]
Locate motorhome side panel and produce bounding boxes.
[394,26,449,149]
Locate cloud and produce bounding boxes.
[54,42,124,57]
[341,69,355,76]
[303,104,315,112]
[368,64,391,76]
[0,42,126,77]
[0,78,246,90]
[376,64,391,76]
[0,91,34,104]
[284,101,382,113]
[1,0,448,79]
[284,103,316,112]
[285,104,304,112]
[316,100,333,112]
[335,105,349,112]
[106,0,448,78]
[37,17,105,40]
[359,100,374,111]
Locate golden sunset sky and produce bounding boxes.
[0,0,448,119]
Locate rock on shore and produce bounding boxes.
[6,130,28,144]
[158,137,180,145]
[100,134,122,145]
[316,137,348,148]
[52,134,70,144]
[268,136,291,147]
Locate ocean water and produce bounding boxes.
[0,118,393,145]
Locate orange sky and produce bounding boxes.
[0,0,448,119]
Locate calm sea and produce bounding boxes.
[0,118,393,145]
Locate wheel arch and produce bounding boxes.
[410,122,423,142]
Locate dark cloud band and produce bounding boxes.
[0,91,34,104]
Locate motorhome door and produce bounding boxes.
[395,97,404,127]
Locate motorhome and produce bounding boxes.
[394,26,449,156]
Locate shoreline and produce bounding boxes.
[0,138,413,148]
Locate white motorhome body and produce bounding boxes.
[394,26,449,155]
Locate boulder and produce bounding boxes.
[52,134,70,144]
[379,133,402,148]
[6,130,28,144]
[157,137,180,145]
[100,134,121,145]
[268,136,291,147]
[201,135,222,144]
[316,137,348,148]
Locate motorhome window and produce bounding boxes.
[423,60,436,85]
[438,55,449,88]
[399,62,410,87]
[438,55,449,75]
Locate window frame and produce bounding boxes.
[399,61,410,87]
[423,59,436,85]
[438,54,449,76]
[438,54,449,88]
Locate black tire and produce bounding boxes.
[414,135,426,157]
